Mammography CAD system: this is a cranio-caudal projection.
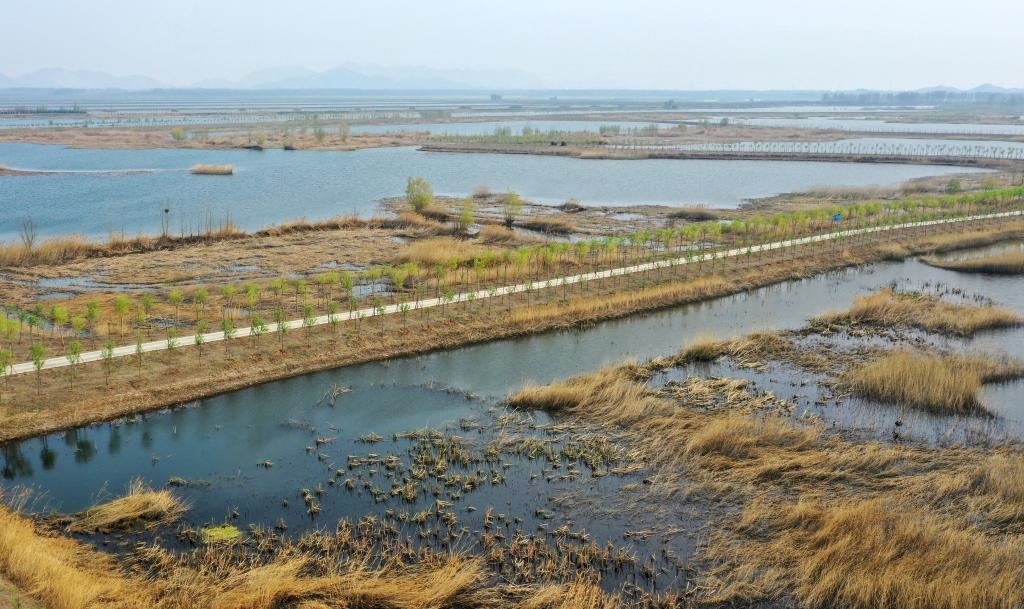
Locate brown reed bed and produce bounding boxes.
[813,288,1022,336]
[393,237,496,267]
[0,495,631,609]
[0,213,449,268]
[841,350,1024,414]
[709,498,1024,609]
[64,479,186,533]
[922,251,1024,275]
[189,164,233,175]
[507,355,1024,609]
[516,217,574,235]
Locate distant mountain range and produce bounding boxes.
[0,68,1020,94]
[0,66,543,90]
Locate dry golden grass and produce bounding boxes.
[189,164,233,175]
[0,498,627,609]
[676,334,725,362]
[814,288,1022,336]
[0,501,136,609]
[917,225,1024,254]
[842,350,1024,414]
[719,498,1024,609]
[508,278,728,328]
[477,224,536,245]
[923,251,1024,275]
[66,478,186,533]
[874,242,911,260]
[393,237,494,266]
[0,213,449,269]
[0,235,95,266]
[517,580,620,609]
[510,357,1024,609]
[685,415,818,459]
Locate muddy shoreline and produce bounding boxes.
[417,142,1023,170]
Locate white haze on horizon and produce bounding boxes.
[2,0,1022,91]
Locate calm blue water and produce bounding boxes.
[735,116,1024,136]
[0,143,982,241]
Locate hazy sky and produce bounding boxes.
[3,0,1022,89]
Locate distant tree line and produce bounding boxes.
[823,90,1024,107]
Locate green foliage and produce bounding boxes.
[66,340,82,365]
[406,177,434,212]
[457,198,475,233]
[502,192,524,228]
[30,342,46,372]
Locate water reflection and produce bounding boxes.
[0,143,982,240]
[0,255,1020,530]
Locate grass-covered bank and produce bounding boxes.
[1,220,1023,443]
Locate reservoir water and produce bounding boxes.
[0,143,982,240]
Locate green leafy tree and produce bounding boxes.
[502,192,524,228]
[273,307,288,348]
[101,340,115,386]
[327,302,340,335]
[195,320,209,362]
[193,288,209,321]
[250,313,268,347]
[0,348,12,400]
[167,288,184,325]
[30,342,46,394]
[220,318,235,352]
[302,304,316,338]
[406,177,434,212]
[114,296,131,337]
[66,340,82,388]
[457,198,475,234]
[85,301,100,338]
[50,305,69,345]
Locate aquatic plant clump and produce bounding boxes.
[189,164,234,175]
[66,478,186,533]
[842,350,1024,414]
[199,524,241,544]
[813,288,1022,336]
[922,251,1024,275]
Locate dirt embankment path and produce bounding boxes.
[1,216,1021,443]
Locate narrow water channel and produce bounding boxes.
[4,255,1021,526]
